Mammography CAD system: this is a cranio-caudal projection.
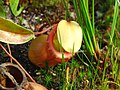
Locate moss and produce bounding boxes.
[31,0,62,8]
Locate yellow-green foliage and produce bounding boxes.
[32,0,62,8]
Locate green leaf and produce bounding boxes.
[0,6,6,18]
[0,0,3,4]
[0,17,35,44]
[0,0,6,18]
[10,0,24,16]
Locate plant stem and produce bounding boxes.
[34,24,57,36]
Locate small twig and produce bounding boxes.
[0,43,36,83]
[83,80,89,90]
[34,24,57,36]
[7,44,12,63]
[38,21,59,32]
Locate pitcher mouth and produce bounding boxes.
[47,24,73,62]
